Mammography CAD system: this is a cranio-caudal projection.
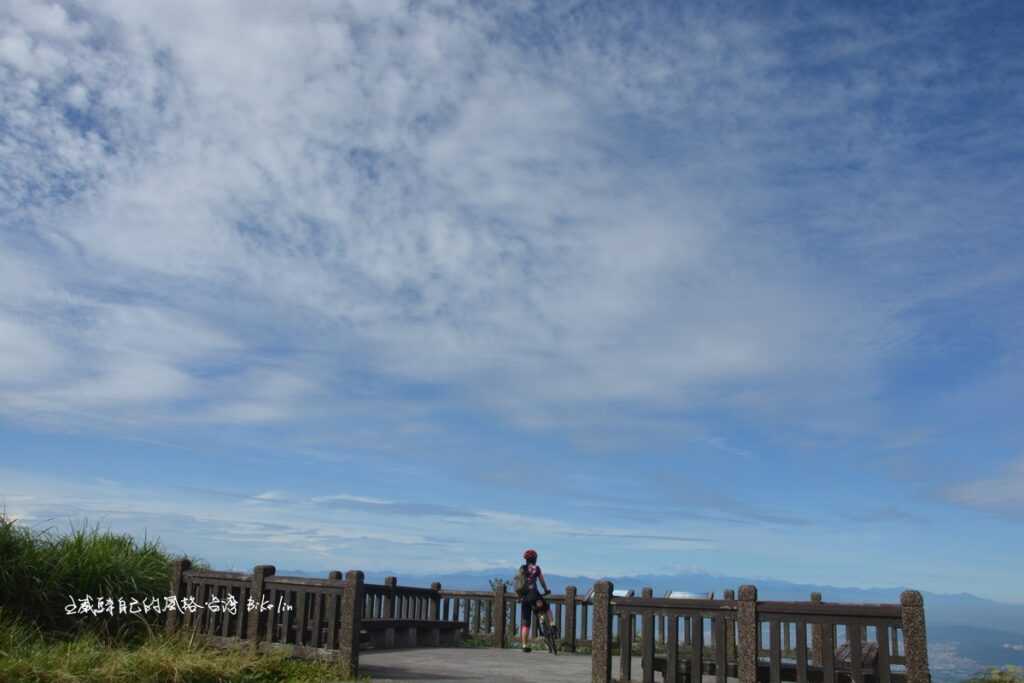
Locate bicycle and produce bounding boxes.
[532,589,558,655]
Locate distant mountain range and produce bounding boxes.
[281,566,1024,681]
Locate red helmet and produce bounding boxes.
[523,548,538,562]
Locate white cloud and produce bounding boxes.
[0,0,1019,452]
[0,29,35,71]
[3,467,722,573]
[251,491,288,502]
[45,357,195,406]
[1,1,1022,597]
[65,82,88,108]
[945,456,1024,513]
[312,493,393,505]
[8,0,87,39]
[0,316,66,384]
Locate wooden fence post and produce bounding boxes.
[338,570,364,679]
[383,576,397,618]
[247,565,275,647]
[641,587,655,682]
[737,585,759,683]
[901,590,929,683]
[429,582,441,620]
[565,585,577,652]
[592,581,613,683]
[428,583,442,646]
[483,593,492,634]
[165,558,191,633]
[325,571,343,650]
[639,588,652,643]
[724,588,737,665]
[494,581,507,648]
[811,592,824,666]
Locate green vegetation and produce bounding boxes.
[453,633,498,648]
[0,512,173,639]
[489,577,512,594]
[0,513,367,682]
[964,667,1024,683]
[0,612,370,682]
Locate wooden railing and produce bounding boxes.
[589,582,930,683]
[362,577,438,620]
[166,561,931,683]
[165,562,469,679]
[167,562,363,676]
[261,570,353,651]
[757,597,906,683]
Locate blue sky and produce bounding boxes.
[1,0,1022,602]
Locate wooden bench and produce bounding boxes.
[359,619,468,649]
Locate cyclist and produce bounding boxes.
[519,548,554,652]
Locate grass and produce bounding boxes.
[0,513,367,681]
[0,610,370,682]
[0,512,175,640]
[453,634,499,648]
[964,668,1024,683]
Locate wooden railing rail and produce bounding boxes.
[590,582,930,683]
[757,602,902,618]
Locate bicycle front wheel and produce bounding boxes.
[544,620,558,655]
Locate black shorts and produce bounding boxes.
[520,588,547,623]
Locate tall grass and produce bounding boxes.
[0,513,368,681]
[0,610,370,682]
[0,512,174,640]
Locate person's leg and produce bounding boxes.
[520,600,531,649]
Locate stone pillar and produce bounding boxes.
[494,581,507,648]
[246,565,274,646]
[383,576,397,619]
[901,591,929,683]
[641,587,655,680]
[640,588,652,648]
[737,585,759,683]
[581,594,589,643]
[429,582,441,620]
[810,592,823,666]
[565,586,577,652]
[326,571,343,649]
[165,558,191,633]
[591,581,613,683]
[724,589,737,664]
[338,570,364,679]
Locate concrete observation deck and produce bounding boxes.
[360,647,735,683]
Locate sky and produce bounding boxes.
[1,0,1022,603]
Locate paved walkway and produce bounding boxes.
[359,647,645,683]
